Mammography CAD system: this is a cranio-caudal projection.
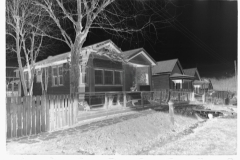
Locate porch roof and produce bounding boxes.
[193,79,211,85]
[170,73,195,79]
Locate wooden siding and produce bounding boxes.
[93,58,122,70]
[95,86,122,92]
[171,63,183,75]
[152,74,170,90]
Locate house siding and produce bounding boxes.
[152,74,170,90]
[171,63,182,75]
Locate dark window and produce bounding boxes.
[13,83,18,91]
[95,70,103,84]
[52,65,63,86]
[114,71,122,85]
[104,70,113,85]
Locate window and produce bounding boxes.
[52,65,63,86]
[104,70,113,85]
[114,71,122,85]
[36,70,42,83]
[13,83,18,91]
[58,66,63,85]
[95,70,103,84]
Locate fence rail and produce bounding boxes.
[6,95,78,139]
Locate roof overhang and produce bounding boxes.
[170,73,195,80]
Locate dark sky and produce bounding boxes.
[6,0,237,78]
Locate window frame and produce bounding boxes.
[52,65,64,87]
[94,68,123,86]
[114,70,122,85]
[104,69,114,85]
[94,69,104,85]
[58,65,63,86]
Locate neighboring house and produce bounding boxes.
[152,59,194,90]
[184,68,213,94]
[6,66,20,97]
[16,40,156,98]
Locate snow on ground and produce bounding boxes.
[6,110,198,155]
[147,117,237,155]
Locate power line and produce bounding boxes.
[153,6,232,65]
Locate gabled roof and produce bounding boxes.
[152,59,182,75]
[184,68,201,80]
[87,39,122,53]
[122,48,156,66]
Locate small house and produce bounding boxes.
[184,68,213,93]
[16,40,156,99]
[152,59,194,91]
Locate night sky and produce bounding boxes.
[6,0,238,78]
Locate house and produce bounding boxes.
[16,40,156,100]
[184,68,213,93]
[152,59,194,90]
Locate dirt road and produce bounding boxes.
[144,117,237,155]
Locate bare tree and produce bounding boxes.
[35,0,172,96]
[6,0,51,96]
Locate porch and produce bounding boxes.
[170,73,194,90]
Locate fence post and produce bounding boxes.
[104,93,108,109]
[168,100,174,125]
[123,92,126,108]
[202,92,205,104]
[141,92,144,107]
[191,92,195,101]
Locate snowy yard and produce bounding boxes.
[6,104,237,155]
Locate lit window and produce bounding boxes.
[95,69,103,84]
[104,70,113,85]
[114,71,122,85]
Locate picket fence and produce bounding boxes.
[6,95,78,139]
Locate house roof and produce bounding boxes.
[122,48,143,59]
[122,48,156,66]
[184,68,201,80]
[184,68,197,76]
[152,59,180,74]
[18,40,123,71]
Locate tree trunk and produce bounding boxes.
[16,30,28,96]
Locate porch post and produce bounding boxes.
[148,65,152,91]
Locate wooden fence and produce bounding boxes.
[6,95,78,139]
[6,90,193,139]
